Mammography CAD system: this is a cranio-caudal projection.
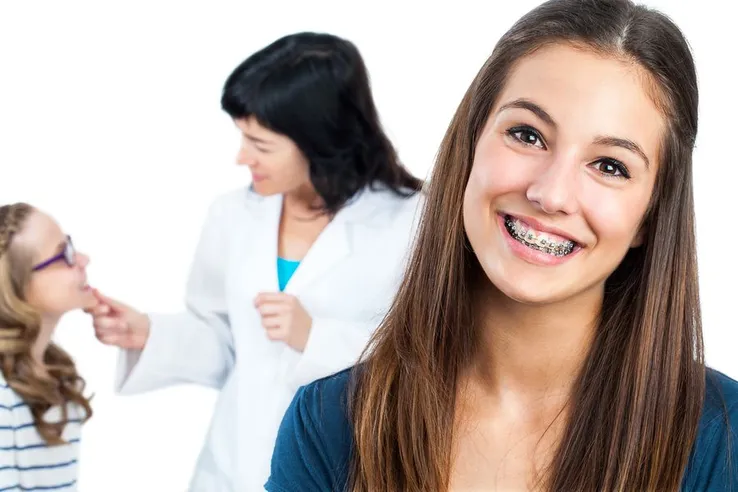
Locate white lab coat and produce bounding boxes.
[114,185,423,491]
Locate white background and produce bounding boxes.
[0,1,736,490]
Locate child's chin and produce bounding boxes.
[79,291,97,309]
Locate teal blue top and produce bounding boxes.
[277,257,300,291]
[266,368,738,491]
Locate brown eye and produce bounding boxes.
[591,159,631,179]
[507,126,546,149]
[600,162,618,174]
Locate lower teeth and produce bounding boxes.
[504,216,575,257]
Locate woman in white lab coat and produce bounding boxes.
[87,32,424,491]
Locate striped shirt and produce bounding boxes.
[0,374,81,491]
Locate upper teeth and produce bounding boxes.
[504,216,575,256]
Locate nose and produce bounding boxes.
[237,141,256,167]
[525,153,580,215]
[76,252,90,268]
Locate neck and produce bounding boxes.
[283,185,324,218]
[471,283,602,405]
[31,317,57,366]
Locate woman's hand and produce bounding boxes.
[85,289,150,351]
[254,292,313,352]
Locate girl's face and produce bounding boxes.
[463,43,663,306]
[19,210,94,317]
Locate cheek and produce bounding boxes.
[291,151,310,178]
[483,135,542,192]
[25,272,82,313]
[466,141,540,207]
[24,279,54,312]
[581,186,651,246]
[463,148,521,240]
[272,152,309,181]
[463,156,493,233]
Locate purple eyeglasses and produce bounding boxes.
[31,235,76,271]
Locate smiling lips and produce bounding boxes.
[503,214,579,258]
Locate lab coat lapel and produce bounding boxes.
[282,215,350,295]
[232,190,282,297]
[283,190,377,294]
[227,190,284,362]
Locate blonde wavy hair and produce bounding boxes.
[0,202,93,445]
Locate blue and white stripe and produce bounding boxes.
[0,378,81,491]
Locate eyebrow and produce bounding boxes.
[593,136,650,169]
[242,132,273,146]
[498,98,556,128]
[498,98,650,168]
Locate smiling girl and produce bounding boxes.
[266,1,738,491]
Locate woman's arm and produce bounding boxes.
[114,197,236,394]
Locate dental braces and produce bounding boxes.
[504,217,575,257]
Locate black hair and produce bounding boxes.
[222,32,423,214]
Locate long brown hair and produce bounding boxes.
[0,203,93,445]
[349,0,703,490]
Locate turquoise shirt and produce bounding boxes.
[277,257,300,291]
[266,368,738,491]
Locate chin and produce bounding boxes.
[491,275,570,305]
[251,182,279,196]
[73,290,96,311]
[477,256,579,306]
